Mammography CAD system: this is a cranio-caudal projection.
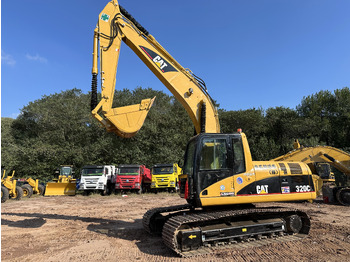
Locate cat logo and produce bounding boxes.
[139,46,177,73]
[153,56,167,70]
[256,185,269,194]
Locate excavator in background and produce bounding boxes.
[45,165,76,196]
[1,170,23,203]
[272,140,350,206]
[90,1,339,256]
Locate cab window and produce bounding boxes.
[232,137,245,174]
[199,138,227,170]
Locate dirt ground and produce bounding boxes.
[1,193,350,262]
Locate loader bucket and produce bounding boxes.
[94,97,156,138]
[44,182,76,196]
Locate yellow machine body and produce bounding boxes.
[272,143,350,176]
[91,1,337,255]
[24,177,46,195]
[2,170,17,193]
[178,132,322,207]
[199,161,318,206]
[45,166,76,196]
[91,1,329,208]
[1,170,22,200]
[45,180,76,196]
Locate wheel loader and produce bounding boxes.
[44,165,76,196]
[1,170,23,203]
[90,1,338,256]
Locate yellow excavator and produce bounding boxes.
[44,165,76,196]
[91,1,336,256]
[272,140,350,206]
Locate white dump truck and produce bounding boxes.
[79,165,117,195]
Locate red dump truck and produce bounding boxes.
[115,164,151,194]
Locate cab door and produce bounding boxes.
[196,137,232,195]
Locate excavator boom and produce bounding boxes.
[91,0,220,137]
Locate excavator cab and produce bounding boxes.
[314,163,335,180]
[180,133,246,207]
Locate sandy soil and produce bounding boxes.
[1,193,350,262]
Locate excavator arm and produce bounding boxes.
[91,0,220,138]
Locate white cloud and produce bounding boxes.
[1,50,16,66]
[26,53,48,63]
[10,112,20,119]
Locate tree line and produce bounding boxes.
[1,87,349,182]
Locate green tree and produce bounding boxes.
[9,89,98,180]
[1,117,21,171]
[297,87,350,149]
[219,108,279,160]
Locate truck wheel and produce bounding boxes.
[38,184,45,196]
[101,187,107,196]
[1,186,9,203]
[137,185,143,194]
[105,183,112,195]
[175,181,179,193]
[13,186,23,200]
[22,184,33,198]
[83,190,91,196]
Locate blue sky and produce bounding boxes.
[2,0,350,118]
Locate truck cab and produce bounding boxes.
[115,164,151,194]
[151,163,181,192]
[80,165,116,195]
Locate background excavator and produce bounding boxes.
[272,141,350,206]
[90,1,340,256]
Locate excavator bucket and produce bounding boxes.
[94,97,156,138]
[44,182,76,196]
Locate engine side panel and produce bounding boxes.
[199,161,316,207]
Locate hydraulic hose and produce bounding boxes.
[119,5,149,36]
[200,102,206,133]
[91,73,98,111]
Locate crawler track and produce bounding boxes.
[143,206,310,257]
[143,204,191,235]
